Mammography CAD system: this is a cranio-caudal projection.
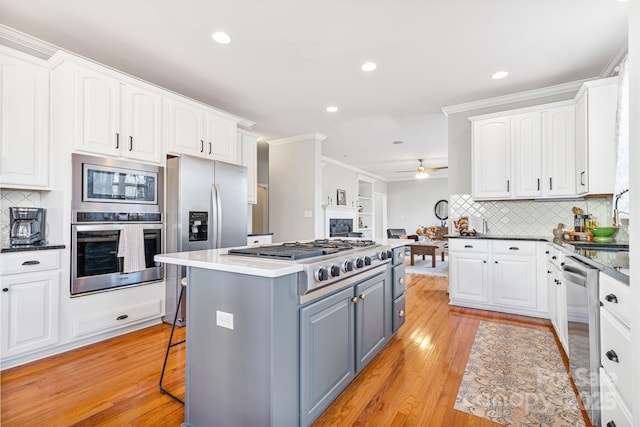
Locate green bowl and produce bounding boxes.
[588,227,618,243]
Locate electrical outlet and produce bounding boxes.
[216,310,234,330]
[304,210,312,218]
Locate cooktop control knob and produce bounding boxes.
[314,267,329,282]
[330,264,341,278]
[355,257,364,269]
[364,256,372,266]
[379,251,387,260]
[387,250,393,259]
[342,260,354,272]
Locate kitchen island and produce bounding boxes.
[155,239,411,427]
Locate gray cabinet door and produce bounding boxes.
[392,264,406,298]
[300,287,355,426]
[355,273,387,372]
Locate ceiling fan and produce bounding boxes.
[395,159,448,179]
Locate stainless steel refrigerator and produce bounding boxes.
[163,155,248,325]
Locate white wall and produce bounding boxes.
[322,162,358,207]
[268,134,323,242]
[387,177,449,235]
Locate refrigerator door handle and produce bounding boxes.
[211,184,223,248]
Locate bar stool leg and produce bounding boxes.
[159,281,186,405]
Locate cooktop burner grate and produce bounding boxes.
[227,239,378,261]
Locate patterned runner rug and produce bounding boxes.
[454,322,586,426]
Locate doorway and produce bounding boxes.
[374,192,387,240]
[252,185,269,234]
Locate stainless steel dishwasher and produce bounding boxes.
[562,256,600,427]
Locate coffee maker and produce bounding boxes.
[9,207,45,245]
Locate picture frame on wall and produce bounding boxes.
[336,189,346,206]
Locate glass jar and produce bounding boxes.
[574,214,589,232]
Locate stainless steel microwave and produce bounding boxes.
[72,154,164,216]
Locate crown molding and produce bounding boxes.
[441,79,591,117]
[600,41,628,78]
[267,132,327,146]
[0,25,58,58]
[321,156,388,182]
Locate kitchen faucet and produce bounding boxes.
[613,188,629,227]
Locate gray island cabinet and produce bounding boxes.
[155,242,407,427]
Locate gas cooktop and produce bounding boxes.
[227,239,378,260]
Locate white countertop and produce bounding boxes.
[154,238,412,278]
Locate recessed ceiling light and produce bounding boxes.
[616,0,628,2]
[326,106,338,113]
[212,31,232,44]
[361,62,377,72]
[492,71,509,80]
[392,140,404,145]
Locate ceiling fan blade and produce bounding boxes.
[425,166,448,172]
[395,169,416,173]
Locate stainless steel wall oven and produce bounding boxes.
[71,154,164,296]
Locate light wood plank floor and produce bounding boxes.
[1,273,591,426]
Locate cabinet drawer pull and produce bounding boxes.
[2,288,8,292]
[506,179,509,192]
[605,350,619,363]
[253,240,259,244]
[464,245,473,248]
[604,293,618,304]
[580,171,586,186]
[129,135,133,151]
[209,141,212,155]
[549,177,553,190]
[116,314,129,321]
[22,260,41,266]
[351,297,358,304]
[537,178,540,191]
[398,309,405,317]
[606,421,617,427]
[115,132,120,149]
[200,140,204,153]
[509,246,519,250]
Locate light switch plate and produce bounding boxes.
[216,310,234,330]
[304,210,312,218]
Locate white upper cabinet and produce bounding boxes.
[166,95,238,164]
[470,100,575,200]
[511,112,542,198]
[51,55,163,164]
[575,77,618,195]
[543,105,575,197]
[0,46,50,189]
[471,117,511,199]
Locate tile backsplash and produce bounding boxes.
[0,190,42,247]
[450,194,629,243]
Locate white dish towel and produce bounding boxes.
[117,224,146,273]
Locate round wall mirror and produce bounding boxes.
[434,199,448,222]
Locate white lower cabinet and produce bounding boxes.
[0,251,61,359]
[546,261,568,353]
[599,272,632,421]
[247,234,272,245]
[449,239,541,317]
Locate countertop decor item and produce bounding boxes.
[588,226,618,243]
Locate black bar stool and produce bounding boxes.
[159,276,186,405]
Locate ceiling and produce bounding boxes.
[0,1,628,181]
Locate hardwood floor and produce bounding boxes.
[1,273,590,426]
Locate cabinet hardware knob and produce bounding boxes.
[506,179,510,192]
[547,270,551,274]
[253,240,259,244]
[549,177,553,190]
[605,349,619,363]
[115,132,120,149]
[200,140,204,152]
[606,421,617,427]
[116,314,129,321]
[483,260,486,263]
[359,294,365,300]
[351,297,358,304]
[604,294,618,304]
[494,261,498,264]
[545,251,550,254]
[129,135,133,151]
[560,262,565,266]
[508,247,519,250]
[22,260,40,266]
[537,178,540,191]
[2,288,8,292]
[399,278,404,284]
[552,256,557,260]
[398,309,405,317]
[464,245,473,248]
